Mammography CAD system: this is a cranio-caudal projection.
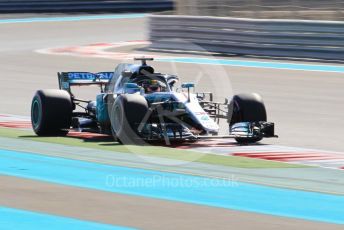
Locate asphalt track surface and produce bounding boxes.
[0,14,344,229]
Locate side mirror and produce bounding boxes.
[181,82,195,102]
[124,83,139,88]
[181,83,195,89]
[123,83,141,94]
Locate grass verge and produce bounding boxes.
[0,127,305,169]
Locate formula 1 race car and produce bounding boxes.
[31,57,277,144]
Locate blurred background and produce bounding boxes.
[0,0,342,21]
[174,0,344,20]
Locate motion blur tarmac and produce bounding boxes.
[0,14,344,229]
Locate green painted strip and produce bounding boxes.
[0,127,302,169]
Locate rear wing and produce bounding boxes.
[58,72,113,92]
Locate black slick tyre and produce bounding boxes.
[230,93,267,144]
[31,89,72,136]
[110,94,148,144]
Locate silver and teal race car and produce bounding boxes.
[31,58,277,144]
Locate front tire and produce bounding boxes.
[31,89,72,136]
[230,93,267,144]
[110,94,149,144]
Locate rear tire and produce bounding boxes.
[230,93,267,144]
[110,94,149,144]
[31,89,72,136]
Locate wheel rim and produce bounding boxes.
[31,99,41,129]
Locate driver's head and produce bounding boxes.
[144,80,162,93]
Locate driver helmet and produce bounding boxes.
[143,80,164,93]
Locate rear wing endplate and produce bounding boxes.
[58,72,113,92]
